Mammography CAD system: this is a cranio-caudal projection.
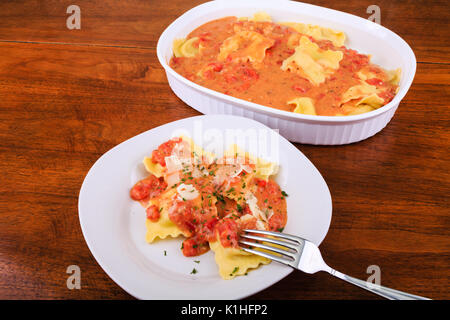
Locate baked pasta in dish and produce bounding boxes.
[169,12,401,116]
[130,136,287,279]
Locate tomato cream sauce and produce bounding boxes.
[169,17,398,116]
[130,138,288,257]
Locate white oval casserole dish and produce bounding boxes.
[156,0,416,145]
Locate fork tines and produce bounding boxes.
[239,229,304,267]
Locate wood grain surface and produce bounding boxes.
[0,0,449,300]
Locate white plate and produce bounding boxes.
[157,0,416,145]
[78,115,332,299]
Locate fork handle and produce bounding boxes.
[328,269,430,300]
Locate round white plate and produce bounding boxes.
[78,115,332,299]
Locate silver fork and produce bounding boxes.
[240,229,430,300]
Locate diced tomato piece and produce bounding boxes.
[378,89,395,103]
[256,178,287,207]
[171,57,182,65]
[185,73,195,81]
[268,212,286,231]
[130,175,167,201]
[238,215,257,230]
[204,69,215,80]
[284,48,295,55]
[256,179,267,188]
[365,78,384,86]
[241,66,259,81]
[168,201,196,236]
[151,137,182,166]
[146,205,160,222]
[215,219,239,248]
[238,82,251,91]
[224,73,238,84]
[243,205,252,215]
[205,217,219,231]
[253,178,288,231]
[292,84,307,93]
[182,237,209,257]
[200,217,219,242]
[208,62,223,72]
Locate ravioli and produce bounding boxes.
[250,11,272,22]
[223,144,278,181]
[218,31,274,66]
[143,157,165,177]
[173,37,200,58]
[387,68,402,85]
[281,36,343,85]
[342,82,382,104]
[288,97,317,115]
[143,190,183,242]
[282,22,346,47]
[238,11,272,22]
[170,12,401,116]
[210,235,270,280]
[130,136,288,280]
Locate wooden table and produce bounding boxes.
[0,0,448,300]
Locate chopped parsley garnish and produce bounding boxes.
[164,250,167,256]
[191,268,198,274]
[281,191,289,197]
[277,227,284,232]
[194,260,200,264]
[226,187,235,193]
[213,191,225,203]
[236,203,243,212]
